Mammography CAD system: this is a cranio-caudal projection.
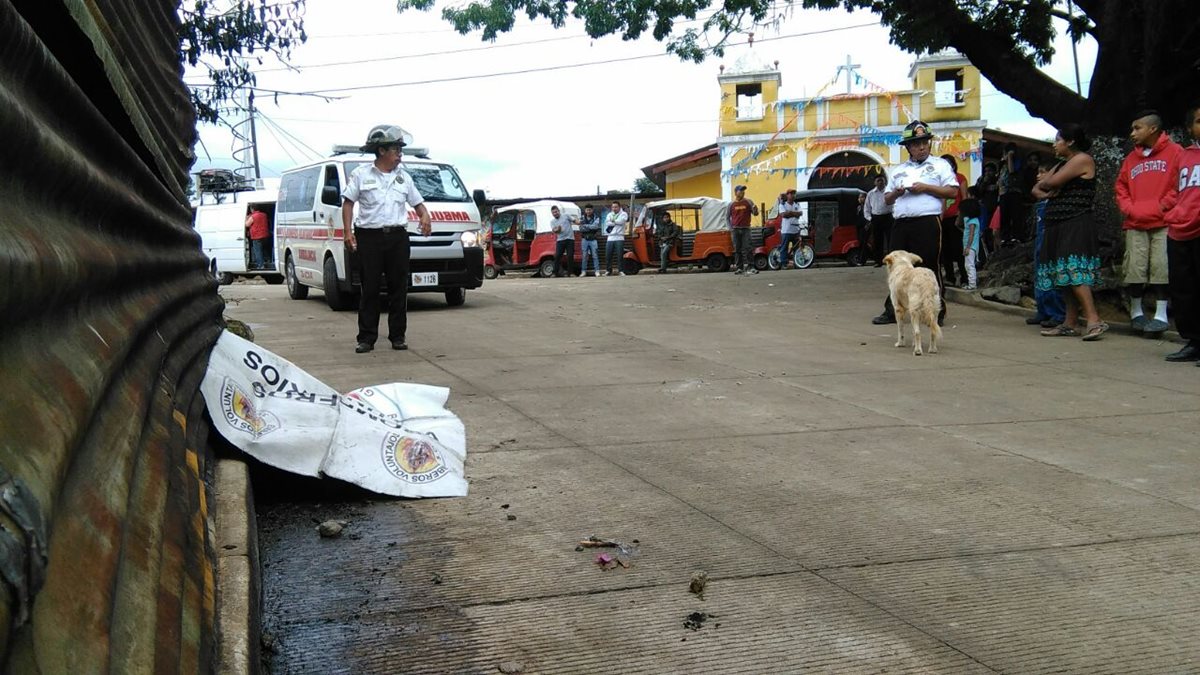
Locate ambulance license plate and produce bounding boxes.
[412,272,438,287]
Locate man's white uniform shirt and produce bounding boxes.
[342,163,424,229]
[887,156,956,219]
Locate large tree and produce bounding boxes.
[398,0,1200,134]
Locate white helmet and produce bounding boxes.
[359,124,413,152]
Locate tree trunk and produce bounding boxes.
[890,0,1200,135]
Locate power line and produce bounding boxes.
[257,113,324,158]
[252,22,880,96]
[257,119,300,165]
[190,2,804,78]
[252,33,588,73]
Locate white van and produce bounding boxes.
[276,148,484,310]
[193,178,282,284]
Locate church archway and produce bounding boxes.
[808,150,885,191]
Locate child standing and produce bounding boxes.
[960,187,982,290]
[1162,105,1200,362]
[1027,160,1067,327]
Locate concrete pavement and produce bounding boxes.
[221,264,1200,674]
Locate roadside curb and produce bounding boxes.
[215,459,261,675]
[945,286,1184,342]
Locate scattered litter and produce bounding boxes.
[683,611,716,631]
[431,573,443,585]
[768,283,775,287]
[317,520,346,538]
[506,514,517,521]
[501,504,510,509]
[689,571,709,599]
[497,662,525,674]
[667,288,676,292]
[578,534,639,568]
[578,536,620,548]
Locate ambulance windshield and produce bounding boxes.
[345,161,471,203]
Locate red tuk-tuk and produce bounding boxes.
[755,188,865,270]
[483,200,581,278]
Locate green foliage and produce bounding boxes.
[397,0,1067,64]
[179,0,308,124]
[396,1,1199,133]
[634,176,661,194]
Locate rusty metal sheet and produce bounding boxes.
[0,0,223,671]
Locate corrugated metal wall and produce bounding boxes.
[0,0,223,671]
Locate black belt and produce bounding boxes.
[358,225,409,234]
[894,214,940,222]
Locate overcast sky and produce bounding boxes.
[188,1,1097,197]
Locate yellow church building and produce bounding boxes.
[643,50,1036,204]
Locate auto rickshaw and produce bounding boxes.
[626,197,772,274]
[483,200,581,278]
[756,188,866,270]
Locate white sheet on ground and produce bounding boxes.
[200,331,467,497]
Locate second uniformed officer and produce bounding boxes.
[342,124,432,353]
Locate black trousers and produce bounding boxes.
[356,228,410,345]
[871,213,893,264]
[941,217,967,284]
[1168,236,1200,342]
[553,239,574,276]
[882,215,946,321]
[1000,192,1026,242]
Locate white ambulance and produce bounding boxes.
[276,143,485,310]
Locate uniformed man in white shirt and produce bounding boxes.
[872,120,960,326]
[342,124,432,353]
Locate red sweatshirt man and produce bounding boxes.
[1114,113,1182,332]
[1161,134,1200,361]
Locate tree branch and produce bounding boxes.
[921,0,1087,127]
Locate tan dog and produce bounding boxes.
[882,250,942,356]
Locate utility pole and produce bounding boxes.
[1067,0,1083,95]
[248,91,261,180]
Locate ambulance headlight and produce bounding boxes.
[460,230,481,247]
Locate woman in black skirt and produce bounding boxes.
[1034,124,1108,340]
